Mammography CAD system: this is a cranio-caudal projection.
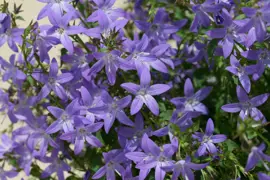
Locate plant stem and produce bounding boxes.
[71,35,91,53]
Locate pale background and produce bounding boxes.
[0,0,125,179]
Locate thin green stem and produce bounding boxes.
[258,133,270,147]
[71,35,91,53]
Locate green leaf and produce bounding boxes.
[225,139,239,152]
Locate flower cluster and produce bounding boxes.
[0,0,270,179]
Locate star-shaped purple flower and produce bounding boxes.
[121,69,171,115]
[60,121,103,155]
[162,156,208,180]
[221,85,269,121]
[192,118,227,156]
[92,149,126,180]
[225,55,257,93]
[32,58,74,100]
[46,98,82,134]
[171,78,212,115]
[125,134,176,180]
[89,92,134,133]
[245,143,270,172]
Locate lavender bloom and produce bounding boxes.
[241,49,270,80]
[118,113,151,151]
[192,118,227,156]
[32,58,74,100]
[0,89,16,123]
[0,167,18,180]
[61,47,93,73]
[190,0,221,32]
[258,172,270,180]
[135,8,180,43]
[47,12,85,53]
[170,110,201,131]
[206,9,243,58]
[245,143,270,171]
[121,69,171,115]
[46,98,82,134]
[225,55,257,93]
[37,0,76,19]
[78,86,105,125]
[123,34,157,74]
[0,13,23,52]
[32,23,60,63]
[0,55,26,82]
[89,92,134,133]
[92,149,126,180]
[60,121,103,155]
[88,50,128,85]
[87,0,124,29]
[125,134,175,180]
[22,113,59,157]
[238,5,270,42]
[126,36,174,74]
[221,86,269,121]
[86,18,128,39]
[0,134,18,158]
[171,78,212,115]
[186,42,209,64]
[14,145,37,176]
[162,156,208,180]
[41,150,71,180]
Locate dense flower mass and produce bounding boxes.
[0,0,270,179]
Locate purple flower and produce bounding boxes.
[37,0,76,19]
[86,18,128,39]
[78,86,105,124]
[0,13,23,52]
[171,78,212,115]
[0,55,26,82]
[190,0,221,32]
[32,58,74,100]
[192,118,227,156]
[238,5,270,42]
[41,150,71,180]
[162,156,208,180]
[61,47,93,73]
[118,113,151,151]
[123,34,156,74]
[89,92,134,133]
[20,112,59,157]
[0,167,18,180]
[0,134,18,158]
[92,149,126,180]
[170,110,201,131]
[245,143,270,171]
[221,85,269,121]
[225,55,257,93]
[32,23,60,63]
[125,134,176,180]
[14,145,37,175]
[46,98,82,134]
[87,0,125,29]
[60,121,103,155]
[88,50,128,85]
[121,69,171,115]
[125,35,174,74]
[241,49,270,80]
[258,172,270,180]
[186,42,209,64]
[135,8,180,43]
[206,9,244,58]
[47,12,85,53]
